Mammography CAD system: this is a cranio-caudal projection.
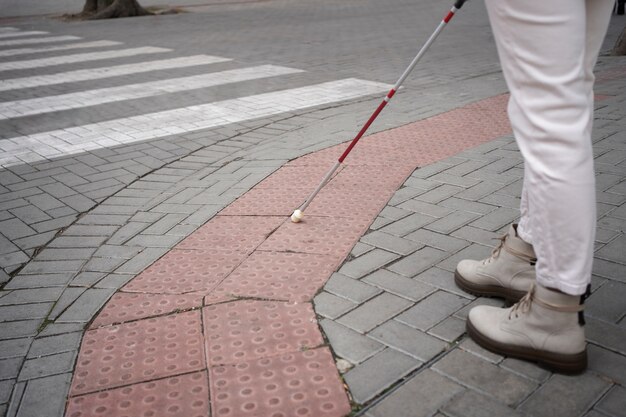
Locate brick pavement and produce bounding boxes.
[0,0,625,416]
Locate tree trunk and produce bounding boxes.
[81,0,151,19]
[614,26,626,56]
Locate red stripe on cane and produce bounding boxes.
[443,10,455,23]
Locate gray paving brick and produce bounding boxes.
[83,256,128,273]
[48,236,108,248]
[343,348,420,404]
[0,339,30,360]
[338,249,400,279]
[0,379,12,403]
[76,214,131,226]
[0,319,40,339]
[9,206,50,224]
[367,369,464,417]
[336,292,413,333]
[405,228,470,253]
[586,280,626,322]
[18,351,75,381]
[350,242,374,258]
[19,260,85,275]
[454,181,506,202]
[94,273,135,289]
[519,373,610,417]
[14,373,71,417]
[0,219,35,240]
[324,274,380,305]
[0,358,22,381]
[27,333,81,359]
[313,291,356,319]
[37,322,85,338]
[499,358,552,384]
[596,233,626,265]
[424,211,481,234]
[433,349,537,406]
[588,345,626,386]
[411,162,456,179]
[427,316,466,343]
[414,184,464,204]
[360,231,422,255]
[125,234,183,248]
[0,303,52,322]
[62,225,119,237]
[369,320,447,362]
[0,288,64,305]
[453,297,504,321]
[397,291,469,332]
[319,319,384,364]
[596,385,626,417]
[387,246,448,278]
[458,338,503,364]
[451,225,501,247]
[469,207,519,232]
[114,247,169,275]
[35,248,96,261]
[379,206,413,221]
[414,267,470,297]
[396,199,454,218]
[436,243,492,273]
[141,213,187,235]
[586,317,626,355]
[47,288,85,320]
[56,288,116,323]
[30,214,77,234]
[378,213,437,237]
[430,173,481,188]
[362,269,435,301]
[441,389,524,417]
[107,222,150,245]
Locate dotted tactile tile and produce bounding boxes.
[177,216,284,252]
[209,348,351,417]
[90,292,204,329]
[123,249,247,294]
[255,165,345,189]
[327,165,411,190]
[258,215,370,256]
[70,311,205,396]
[306,186,394,219]
[66,371,209,417]
[220,187,309,216]
[209,251,341,302]
[203,300,323,366]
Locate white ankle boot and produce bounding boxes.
[467,283,587,374]
[455,224,536,302]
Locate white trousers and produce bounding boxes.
[484,0,614,295]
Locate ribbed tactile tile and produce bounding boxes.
[258,215,370,256]
[209,348,351,417]
[90,292,204,328]
[123,249,247,294]
[66,371,209,417]
[203,300,324,366]
[209,251,341,302]
[70,311,205,395]
[177,216,284,251]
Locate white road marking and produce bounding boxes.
[0,47,171,71]
[0,55,231,91]
[0,30,48,39]
[0,40,123,58]
[0,78,391,167]
[0,35,80,47]
[0,65,305,119]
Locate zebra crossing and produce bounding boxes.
[0,27,390,169]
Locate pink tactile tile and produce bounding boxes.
[256,165,345,189]
[66,371,209,417]
[90,292,204,328]
[203,300,323,366]
[258,215,370,256]
[123,249,247,294]
[220,187,309,216]
[177,215,284,251]
[306,186,394,219]
[327,165,410,190]
[209,348,350,417]
[210,251,341,302]
[70,311,205,395]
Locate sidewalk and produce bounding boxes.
[0,2,625,417]
[61,65,626,417]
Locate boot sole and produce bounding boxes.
[467,318,587,374]
[454,269,525,303]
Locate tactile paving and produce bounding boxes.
[90,292,204,328]
[255,165,345,189]
[258,215,370,257]
[203,300,323,366]
[209,251,341,302]
[66,371,209,417]
[209,348,351,417]
[70,311,205,395]
[220,187,309,217]
[123,248,247,294]
[177,215,284,252]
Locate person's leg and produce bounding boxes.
[465,0,613,373]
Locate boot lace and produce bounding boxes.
[482,233,537,266]
[482,235,507,265]
[508,283,585,320]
